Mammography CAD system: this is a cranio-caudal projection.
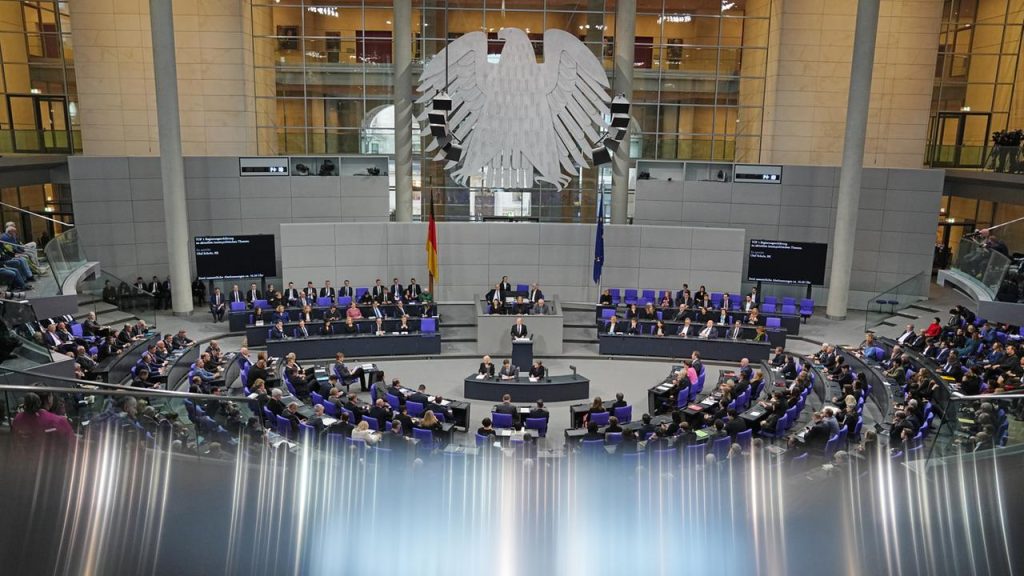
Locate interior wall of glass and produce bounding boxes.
[928,0,1024,168]
[251,0,769,220]
[0,182,72,245]
[0,0,78,154]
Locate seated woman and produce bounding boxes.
[599,289,613,306]
[351,420,381,444]
[397,315,412,334]
[582,397,607,425]
[250,306,265,325]
[639,302,658,321]
[297,305,314,323]
[626,317,642,335]
[659,291,673,309]
[272,305,289,323]
[346,301,363,319]
[417,410,443,432]
[341,316,359,335]
[625,303,640,320]
[653,320,666,337]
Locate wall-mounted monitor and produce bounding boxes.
[239,157,289,176]
[195,235,277,280]
[734,164,782,184]
[746,239,827,286]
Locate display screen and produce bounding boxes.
[194,235,277,280]
[746,239,828,286]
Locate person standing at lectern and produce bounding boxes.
[511,316,528,339]
[478,355,496,378]
[499,359,518,380]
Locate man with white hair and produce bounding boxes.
[1,222,43,274]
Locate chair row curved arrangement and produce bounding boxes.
[604,288,814,316]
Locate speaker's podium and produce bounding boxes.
[512,338,533,370]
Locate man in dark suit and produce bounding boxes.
[339,280,354,299]
[370,301,385,320]
[528,400,549,420]
[284,282,300,305]
[148,276,162,309]
[528,284,544,303]
[327,411,355,437]
[727,320,744,340]
[306,404,329,433]
[407,384,431,406]
[478,355,496,378]
[267,388,287,416]
[295,320,310,338]
[511,316,528,339]
[246,283,261,306]
[405,278,422,301]
[269,321,287,340]
[677,318,694,338]
[485,283,504,313]
[303,281,317,302]
[389,278,404,303]
[724,409,746,438]
[610,392,627,412]
[368,399,393,426]
[371,279,387,302]
[494,394,518,426]
[499,359,518,380]
[798,411,831,451]
[499,276,512,293]
[209,288,226,322]
[427,395,452,421]
[320,281,336,300]
[392,406,415,436]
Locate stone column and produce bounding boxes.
[149,0,192,314]
[393,0,413,221]
[610,0,635,225]
[827,0,881,320]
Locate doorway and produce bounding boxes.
[928,111,992,168]
[6,94,71,153]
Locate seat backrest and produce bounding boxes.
[763,303,777,313]
[601,308,616,320]
[406,401,425,417]
[605,432,623,444]
[516,284,528,292]
[475,433,491,446]
[338,296,352,306]
[412,428,433,443]
[764,296,777,306]
[254,299,268,309]
[71,323,84,338]
[614,405,632,423]
[317,297,332,307]
[385,393,401,409]
[355,287,368,300]
[421,318,436,332]
[525,417,547,433]
[781,304,797,315]
[362,416,379,431]
[491,412,513,428]
[800,298,814,310]
[609,288,620,304]
[736,429,753,448]
[782,297,796,306]
[711,435,731,459]
[230,301,246,311]
[590,411,610,426]
[766,317,782,328]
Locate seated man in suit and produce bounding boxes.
[606,315,621,334]
[726,320,744,340]
[294,320,310,338]
[626,317,642,335]
[511,296,530,315]
[494,394,519,426]
[206,287,226,323]
[478,355,496,378]
[677,317,694,338]
[511,316,529,339]
[699,320,717,339]
[499,359,518,380]
[407,384,431,407]
[599,289,613,305]
[528,399,549,420]
[172,329,195,349]
[269,320,287,340]
[302,281,317,303]
[284,282,300,305]
[531,298,551,315]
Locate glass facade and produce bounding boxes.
[928,0,1024,168]
[0,1,79,154]
[250,0,770,219]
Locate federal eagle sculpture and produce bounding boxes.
[417,28,613,191]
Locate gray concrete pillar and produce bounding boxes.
[149,0,192,315]
[393,0,413,222]
[827,0,881,320]
[610,0,635,225]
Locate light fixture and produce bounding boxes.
[30,88,41,94]
[961,106,971,111]
[386,20,392,25]
[658,14,693,24]
[306,6,339,17]
[721,1,736,11]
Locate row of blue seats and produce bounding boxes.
[604,289,814,314]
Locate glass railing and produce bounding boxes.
[949,236,1012,299]
[75,269,158,332]
[864,271,930,331]
[0,129,82,154]
[924,392,1023,461]
[43,227,87,292]
[1,297,55,367]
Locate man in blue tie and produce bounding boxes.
[372,301,384,319]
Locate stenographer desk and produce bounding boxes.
[464,373,590,402]
[599,334,771,362]
[267,333,441,361]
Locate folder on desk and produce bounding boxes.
[688,404,703,411]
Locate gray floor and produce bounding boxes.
[78,280,975,450]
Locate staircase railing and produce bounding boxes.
[864,271,930,331]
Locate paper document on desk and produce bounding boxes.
[362,363,375,371]
[529,377,539,382]
[476,374,486,379]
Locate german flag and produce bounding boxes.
[425,192,438,288]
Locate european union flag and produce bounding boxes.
[593,197,604,284]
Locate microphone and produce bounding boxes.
[545,366,550,382]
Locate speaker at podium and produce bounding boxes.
[512,337,533,372]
